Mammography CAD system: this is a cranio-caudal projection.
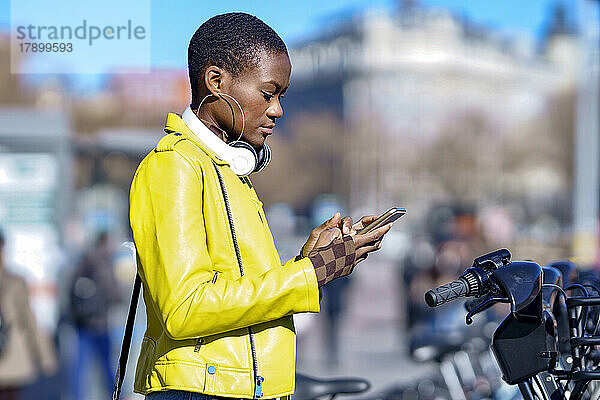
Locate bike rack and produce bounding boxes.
[563,295,600,381]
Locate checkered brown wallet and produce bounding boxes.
[305,235,356,287]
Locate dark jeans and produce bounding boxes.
[145,392,240,400]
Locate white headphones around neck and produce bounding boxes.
[181,93,271,176]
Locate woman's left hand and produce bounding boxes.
[301,212,354,257]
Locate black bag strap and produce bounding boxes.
[112,273,142,400]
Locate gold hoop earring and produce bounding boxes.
[194,93,245,143]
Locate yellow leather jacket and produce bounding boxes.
[129,113,321,398]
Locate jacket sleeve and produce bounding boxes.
[130,150,320,340]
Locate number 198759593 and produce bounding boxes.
[19,42,73,52]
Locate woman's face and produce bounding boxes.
[215,50,291,148]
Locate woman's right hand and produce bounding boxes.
[351,221,392,263]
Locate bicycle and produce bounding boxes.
[425,249,600,400]
[293,373,371,400]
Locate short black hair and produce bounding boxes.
[188,13,288,108]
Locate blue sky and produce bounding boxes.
[0,0,570,91]
[148,0,565,68]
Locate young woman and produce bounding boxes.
[129,12,391,400]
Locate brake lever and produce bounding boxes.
[465,296,486,313]
[465,296,510,325]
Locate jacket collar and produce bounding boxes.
[163,109,228,166]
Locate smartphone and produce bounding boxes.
[356,207,406,235]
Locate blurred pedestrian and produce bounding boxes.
[322,277,352,365]
[69,232,121,400]
[0,231,57,400]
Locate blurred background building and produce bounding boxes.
[287,2,577,210]
[0,0,598,399]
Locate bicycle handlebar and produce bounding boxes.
[425,269,483,307]
[425,250,514,308]
[425,277,470,307]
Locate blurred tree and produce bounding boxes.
[503,89,575,188]
[413,88,575,214]
[71,94,167,135]
[416,111,499,204]
[502,89,575,225]
[0,34,35,105]
[252,112,347,211]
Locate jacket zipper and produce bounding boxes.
[213,162,264,399]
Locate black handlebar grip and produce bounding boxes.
[425,278,470,307]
